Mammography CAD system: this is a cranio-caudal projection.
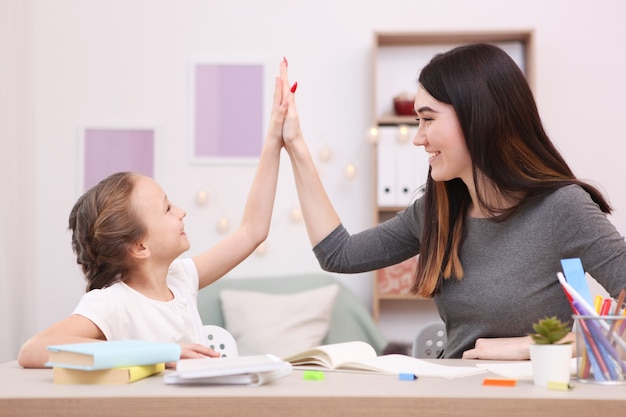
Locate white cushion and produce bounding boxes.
[219,284,339,358]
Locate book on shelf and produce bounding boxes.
[164,354,292,387]
[45,340,181,371]
[283,341,486,379]
[377,256,417,295]
[53,363,165,384]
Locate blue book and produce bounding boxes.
[45,340,181,370]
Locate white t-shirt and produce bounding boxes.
[73,258,206,345]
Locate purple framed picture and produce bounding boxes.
[191,63,264,163]
[81,128,155,192]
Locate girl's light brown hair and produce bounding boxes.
[68,172,146,291]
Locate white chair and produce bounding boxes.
[202,325,239,357]
[412,321,446,359]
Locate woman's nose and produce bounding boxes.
[413,128,426,147]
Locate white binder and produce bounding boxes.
[396,126,429,206]
[377,126,429,207]
[376,127,397,206]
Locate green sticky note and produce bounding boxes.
[303,370,325,381]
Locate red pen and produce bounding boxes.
[600,298,612,315]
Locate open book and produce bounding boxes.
[283,341,486,379]
[164,354,292,387]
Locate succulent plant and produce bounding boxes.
[529,316,572,345]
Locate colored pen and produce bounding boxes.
[600,299,612,316]
[607,288,626,343]
[616,288,626,315]
[557,273,626,352]
[594,295,604,314]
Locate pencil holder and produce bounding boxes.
[574,315,626,384]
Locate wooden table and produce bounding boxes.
[1,360,624,417]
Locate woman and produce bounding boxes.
[280,43,626,359]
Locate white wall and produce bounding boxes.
[2,0,626,362]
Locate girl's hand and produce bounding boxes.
[266,59,290,143]
[166,343,221,369]
[172,343,220,364]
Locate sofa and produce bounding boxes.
[197,273,388,357]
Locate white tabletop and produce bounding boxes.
[1,360,624,417]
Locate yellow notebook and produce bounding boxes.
[53,362,165,384]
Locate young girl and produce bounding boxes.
[17,59,293,368]
[279,44,626,360]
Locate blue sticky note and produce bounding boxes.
[560,258,594,306]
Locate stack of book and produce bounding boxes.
[45,340,181,384]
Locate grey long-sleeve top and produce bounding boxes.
[313,185,626,358]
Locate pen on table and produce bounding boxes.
[600,299,612,316]
[575,297,626,379]
[572,303,611,381]
[607,288,626,343]
[557,273,626,351]
[615,288,626,315]
[594,295,604,314]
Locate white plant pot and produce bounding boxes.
[529,343,573,387]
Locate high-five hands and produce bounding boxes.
[279,58,302,146]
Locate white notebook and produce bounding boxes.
[164,354,292,386]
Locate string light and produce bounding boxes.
[216,216,230,234]
[344,163,356,180]
[367,126,379,144]
[290,205,303,222]
[317,143,333,162]
[396,124,410,143]
[194,127,373,228]
[195,189,209,206]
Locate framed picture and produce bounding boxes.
[189,62,264,164]
[79,127,156,192]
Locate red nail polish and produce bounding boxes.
[283,56,288,66]
[290,81,298,93]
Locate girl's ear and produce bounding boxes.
[129,242,150,260]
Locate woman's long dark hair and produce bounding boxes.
[412,43,611,297]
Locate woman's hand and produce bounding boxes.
[279,58,303,146]
[462,332,577,360]
[276,58,342,247]
[462,336,533,360]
